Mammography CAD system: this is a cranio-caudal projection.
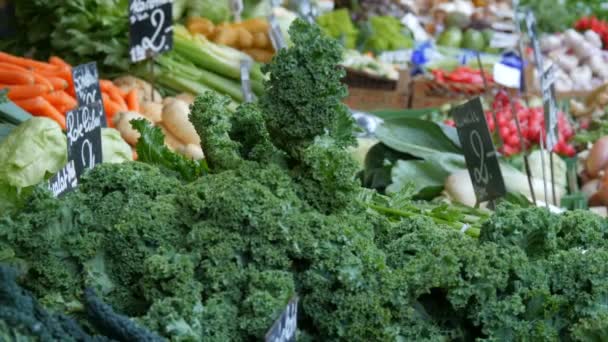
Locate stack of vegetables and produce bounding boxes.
[3,20,608,341]
[539,29,608,93]
[186,17,275,63]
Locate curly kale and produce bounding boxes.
[260,19,356,153]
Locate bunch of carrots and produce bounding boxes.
[0,52,138,130]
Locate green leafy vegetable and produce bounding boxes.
[131,119,208,182]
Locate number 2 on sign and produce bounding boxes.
[470,130,489,185]
[142,9,166,52]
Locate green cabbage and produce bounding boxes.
[0,118,67,213]
[102,128,133,164]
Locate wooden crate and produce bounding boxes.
[343,68,410,111]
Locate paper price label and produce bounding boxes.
[66,102,104,178]
[129,0,173,63]
[48,160,78,197]
[451,97,505,203]
[265,297,298,342]
[240,58,255,103]
[268,14,287,51]
[541,65,558,150]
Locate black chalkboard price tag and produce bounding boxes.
[47,160,78,197]
[71,62,107,127]
[0,0,16,38]
[265,297,298,342]
[128,0,173,63]
[450,97,506,203]
[66,102,104,178]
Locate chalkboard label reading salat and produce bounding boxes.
[265,297,298,342]
[66,102,104,178]
[71,62,107,127]
[541,65,558,150]
[451,97,505,203]
[48,160,78,197]
[129,0,173,63]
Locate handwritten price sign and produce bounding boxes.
[72,62,107,127]
[129,0,173,63]
[48,160,78,197]
[66,102,104,178]
[451,97,505,203]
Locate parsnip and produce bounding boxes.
[141,101,163,123]
[162,99,200,145]
[159,124,185,151]
[175,93,195,105]
[179,144,205,160]
[114,111,150,145]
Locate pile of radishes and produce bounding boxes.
[487,91,576,157]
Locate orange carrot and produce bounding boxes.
[30,72,54,91]
[126,89,139,112]
[15,97,66,129]
[0,84,50,100]
[49,56,72,69]
[99,80,115,92]
[43,91,78,112]
[104,87,128,111]
[0,62,28,72]
[102,92,123,118]
[46,77,69,91]
[0,52,56,71]
[0,70,35,85]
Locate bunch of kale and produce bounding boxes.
[1,19,608,342]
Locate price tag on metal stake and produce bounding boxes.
[72,62,107,127]
[450,97,506,203]
[230,0,244,22]
[525,10,543,71]
[268,14,287,51]
[128,0,173,63]
[265,297,298,342]
[0,0,16,38]
[240,58,255,103]
[66,102,104,179]
[47,160,78,197]
[541,65,558,151]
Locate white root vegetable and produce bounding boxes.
[444,169,477,207]
[159,124,185,151]
[176,93,195,105]
[113,76,162,104]
[540,35,562,52]
[585,30,603,49]
[555,69,574,93]
[570,65,593,91]
[569,99,593,117]
[553,53,578,73]
[162,99,200,145]
[114,111,150,145]
[589,54,608,79]
[179,144,205,160]
[141,102,163,123]
[564,29,595,60]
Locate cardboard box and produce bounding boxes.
[343,69,410,111]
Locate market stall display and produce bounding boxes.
[3,0,608,341]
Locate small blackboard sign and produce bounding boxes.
[0,0,16,38]
[240,58,255,103]
[128,0,173,63]
[71,62,107,127]
[48,160,78,197]
[541,65,558,150]
[265,297,298,342]
[450,97,506,203]
[268,14,287,51]
[66,102,104,178]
